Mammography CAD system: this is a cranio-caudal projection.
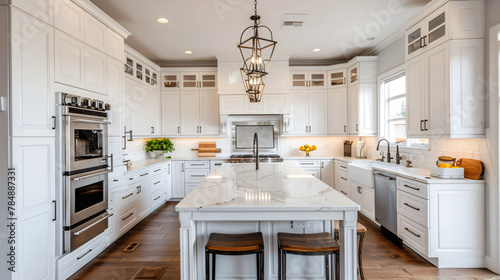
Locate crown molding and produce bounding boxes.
[216,56,290,62]
[157,61,218,68]
[72,0,131,39]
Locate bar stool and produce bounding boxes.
[277,232,340,280]
[334,221,367,280]
[205,232,264,280]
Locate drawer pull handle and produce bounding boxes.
[301,163,316,165]
[404,203,420,211]
[190,163,206,166]
[340,165,347,169]
[154,181,161,185]
[404,227,421,238]
[129,178,134,181]
[154,169,161,172]
[341,177,348,181]
[77,249,92,260]
[113,179,118,182]
[340,191,347,195]
[122,213,134,221]
[191,175,206,177]
[122,193,133,199]
[154,196,161,201]
[140,173,149,177]
[403,184,420,191]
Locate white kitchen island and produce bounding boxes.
[175,162,360,280]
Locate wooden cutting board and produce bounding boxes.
[456,158,484,180]
[192,141,221,157]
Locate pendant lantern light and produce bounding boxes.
[237,0,277,102]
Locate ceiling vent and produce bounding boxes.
[282,14,308,29]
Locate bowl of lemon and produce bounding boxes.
[299,144,317,157]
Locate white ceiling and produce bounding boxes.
[90,0,431,66]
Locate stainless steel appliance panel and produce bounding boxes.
[65,169,109,227]
[64,211,111,253]
[374,171,398,235]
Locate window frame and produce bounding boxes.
[377,64,430,151]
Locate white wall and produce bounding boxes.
[377,36,405,74]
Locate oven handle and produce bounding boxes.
[71,119,111,125]
[74,213,113,236]
[72,170,110,181]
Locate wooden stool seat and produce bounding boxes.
[277,232,340,280]
[333,221,367,280]
[206,232,264,253]
[278,232,340,254]
[205,232,264,280]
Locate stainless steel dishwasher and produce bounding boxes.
[374,171,402,245]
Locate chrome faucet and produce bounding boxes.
[376,138,393,163]
[253,132,259,170]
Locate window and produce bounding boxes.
[379,69,428,148]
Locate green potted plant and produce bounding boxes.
[145,138,175,159]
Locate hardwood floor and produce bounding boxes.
[70,201,499,280]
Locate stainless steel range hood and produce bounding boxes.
[228,115,281,155]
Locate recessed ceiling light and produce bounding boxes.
[312,48,321,52]
[156,18,169,24]
[367,37,375,41]
[184,51,193,55]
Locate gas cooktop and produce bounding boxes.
[227,154,283,163]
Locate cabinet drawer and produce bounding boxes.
[137,170,153,180]
[336,183,350,197]
[151,188,164,209]
[58,234,106,280]
[398,214,429,256]
[152,166,165,174]
[397,177,429,199]
[397,191,429,228]
[124,172,138,183]
[185,161,210,169]
[151,176,164,192]
[115,185,138,208]
[297,160,321,168]
[185,169,210,183]
[335,161,349,171]
[185,183,198,196]
[109,175,125,190]
[118,206,137,232]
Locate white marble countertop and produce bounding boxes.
[370,163,485,184]
[176,162,360,212]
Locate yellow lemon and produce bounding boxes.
[299,146,305,151]
[312,145,317,150]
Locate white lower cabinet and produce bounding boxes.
[172,161,185,198]
[320,160,334,187]
[11,138,56,280]
[295,160,321,179]
[57,233,106,280]
[350,180,375,221]
[396,176,485,267]
[334,160,350,197]
[136,181,151,220]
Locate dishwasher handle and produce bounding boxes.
[374,173,395,181]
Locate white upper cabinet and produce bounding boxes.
[328,68,347,89]
[162,72,181,91]
[54,0,85,41]
[124,80,161,137]
[219,94,290,115]
[180,91,219,136]
[327,88,348,135]
[11,10,55,137]
[217,57,289,95]
[290,70,327,90]
[289,89,328,136]
[107,31,124,61]
[54,30,85,88]
[124,51,160,89]
[180,72,217,91]
[84,13,107,53]
[162,92,181,136]
[406,40,485,138]
[84,46,107,94]
[405,0,484,61]
[11,0,54,24]
[404,0,485,138]
[107,57,124,137]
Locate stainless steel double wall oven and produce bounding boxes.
[59,93,113,253]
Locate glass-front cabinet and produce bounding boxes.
[290,71,327,89]
[328,69,346,89]
[180,72,217,91]
[349,65,358,84]
[163,73,180,90]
